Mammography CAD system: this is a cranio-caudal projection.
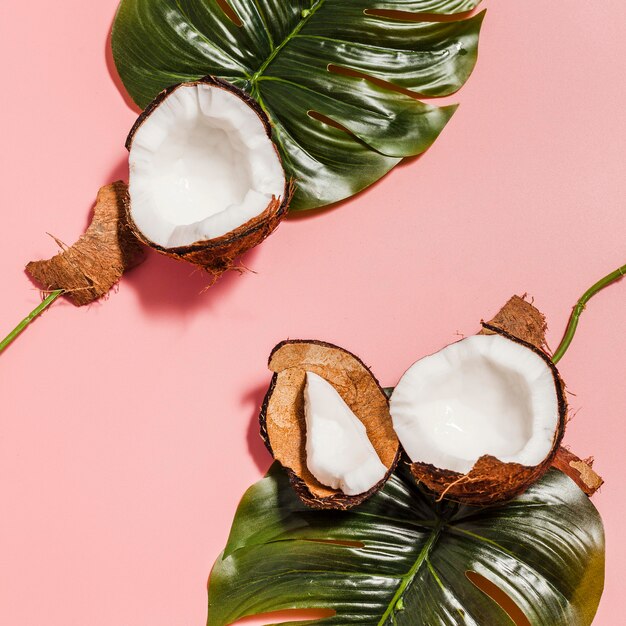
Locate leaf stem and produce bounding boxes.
[0,290,63,355]
[249,0,325,84]
[377,522,442,625]
[552,263,626,364]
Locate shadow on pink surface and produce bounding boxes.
[244,383,273,473]
[123,247,258,315]
[105,157,129,187]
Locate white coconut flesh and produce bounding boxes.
[128,83,285,248]
[390,334,559,475]
[304,372,387,496]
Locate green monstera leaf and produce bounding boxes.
[207,464,604,626]
[112,0,485,210]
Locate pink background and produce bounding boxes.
[1,1,624,624]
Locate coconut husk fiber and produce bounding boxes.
[479,294,548,350]
[260,340,400,510]
[26,181,144,306]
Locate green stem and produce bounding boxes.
[377,522,442,625]
[0,290,63,355]
[250,0,324,84]
[552,263,626,364]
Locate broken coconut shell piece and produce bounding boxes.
[126,76,291,275]
[551,447,604,497]
[479,294,548,350]
[260,340,400,510]
[26,181,144,306]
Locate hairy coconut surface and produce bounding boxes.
[260,340,400,510]
[26,182,144,306]
[479,294,548,350]
[126,76,291,276]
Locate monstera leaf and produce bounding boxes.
[112,0,485,210]
[207,464,604,625]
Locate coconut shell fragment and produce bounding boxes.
[260,340,400,510]
[551,447,603,496]
[26,181,144,306]
[479,294,548,351]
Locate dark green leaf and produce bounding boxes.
[207,465,604,625]
[112,0,485,209]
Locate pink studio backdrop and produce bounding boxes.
[1,1,624,625]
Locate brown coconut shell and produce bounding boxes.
[26,181,145,306]
[125,75,292,276]
[551,447,603,497]
[479,294,548,350]
[260,340,401,510]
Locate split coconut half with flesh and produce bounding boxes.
[390,324,567,505]
[260,340,400,509]
[126,76,291,274]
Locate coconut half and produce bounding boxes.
[390,327,567,504]
[126,76,290,274]
[260,340,400,509]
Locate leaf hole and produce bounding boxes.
[305,111,379,152]
[466,571,531,626]
[363,9,475,24]
[327,64,434,100]
[215,0,243,27]
[231,608,336,625]
[307,110,353,134]
[304,538,365,548]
